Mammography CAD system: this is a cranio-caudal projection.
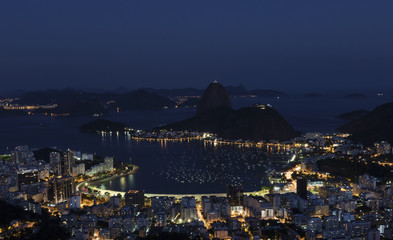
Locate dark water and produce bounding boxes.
[1,95,392,193]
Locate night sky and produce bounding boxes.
[1,1,392,92]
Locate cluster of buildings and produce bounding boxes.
[0,97,57,111]
[1,131,393,239]
[131,130,213,141]
[0,145,114,214]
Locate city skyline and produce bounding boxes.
[1,1,393,239]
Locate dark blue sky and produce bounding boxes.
[1,1,392,92]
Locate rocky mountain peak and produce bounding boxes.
[197,81,232,115]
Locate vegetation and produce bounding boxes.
[0,154,12,162]
[0,200,69,240]
[33,148,62,163]
[338,102,393,145]
[317,157,393,182]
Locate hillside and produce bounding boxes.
[338,102,393,144]
[157,82,299,141]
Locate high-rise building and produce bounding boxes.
[297,178,308,200]
[50,152,62,175]
[17,169,39,189]
[72,163,85,176]
[62,150,75,176]
[226,184,244,206]
[69,195,81,209]
[125,190,145,210]
[48,176,74,204]
[11,146,34,164]
[359,175,377,190]
[104,157,114,172]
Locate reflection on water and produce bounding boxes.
[96,139,290,194]
[1,96,393,193]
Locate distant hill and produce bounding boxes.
[8,86,288,116]
[115,90,175,110]
[79,119,129,134]
[14,89,175,115]
[157,82,299,141]
[337,102,393,145]
[142,86,286,98]
[337,110,370,121]
[142,87,203,97]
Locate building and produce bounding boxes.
[69,195,81,209]
[71,163,85,176]
[62,150,75,176]
[124,190,145,210]
[17,169,39,189]
[297,178,307,200]
[50,152,62,175]
[48,176,74,204]
[85,157,114,176]
[374,141,391,155]
[81,153,94,161]
[109,196,122,209]
[180,196,198,221]
[307,217,322,233]
[151,196,175,212]
[359,174,377,190]
[104,157,114,172]
[226,184,244,206]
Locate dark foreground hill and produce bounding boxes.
[338,102,393,145]
[160,106,299,141]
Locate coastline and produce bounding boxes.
[76,165,139,194]
[78,165,269,200]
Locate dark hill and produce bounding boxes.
[197,81,232,115]
[80,119,129,134]
[115,90,175,110]
[159,82,298,141]
[337,110,370,121]
[159,105,299,141]
[33,148,63,162]
[337,102,393,144]
[15,89,175,115]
